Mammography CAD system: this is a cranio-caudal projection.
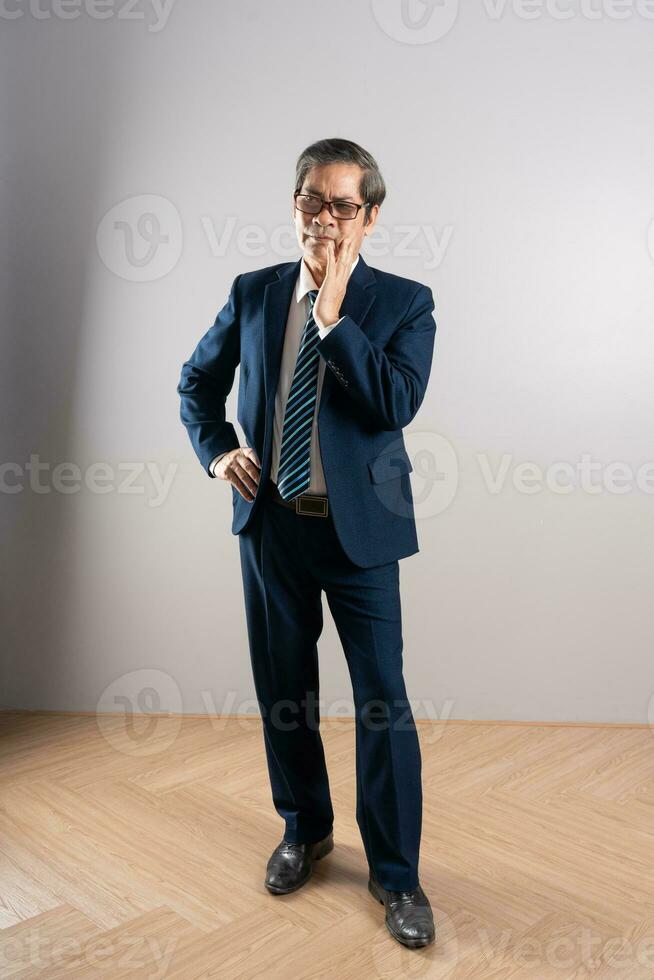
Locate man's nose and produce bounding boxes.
[313,205,334,225]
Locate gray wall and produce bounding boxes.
[2,0,653,723]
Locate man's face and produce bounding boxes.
[292,163,379,264]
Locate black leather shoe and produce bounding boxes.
[264,831,334,894]
[368,871,435,948]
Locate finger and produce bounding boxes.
[228,463,256,500]
[334,240,346,275]
[232,465,257,499]
[234,457,259,487]
[337,237,351,269]
[233,474,255,501]
[242,447,261,469]
[240,458,261,483]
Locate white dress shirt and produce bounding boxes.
[210,255,359,495]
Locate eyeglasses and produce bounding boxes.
[294,191,367,221]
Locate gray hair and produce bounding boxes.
[294,138,386,224]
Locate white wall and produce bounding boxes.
[2,0,653,722]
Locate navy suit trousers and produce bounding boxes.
[238,478,423,891]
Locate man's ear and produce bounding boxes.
[364,204,380,235]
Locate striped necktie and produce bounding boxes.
[276,289,321,500]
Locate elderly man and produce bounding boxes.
[178,138,437,948]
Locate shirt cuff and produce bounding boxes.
[317,316,345,341]
[210,452,229,477]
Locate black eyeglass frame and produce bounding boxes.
[293,191,368,220]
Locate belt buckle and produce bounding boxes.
[295,494,328,518]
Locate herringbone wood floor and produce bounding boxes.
[1,711,653,978]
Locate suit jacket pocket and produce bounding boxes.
[367,446,413,484]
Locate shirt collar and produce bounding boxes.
[296,254,360,303]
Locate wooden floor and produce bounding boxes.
[1,711,653,978]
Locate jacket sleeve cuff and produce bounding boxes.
[317,315,345,341]
[208,449,235,478]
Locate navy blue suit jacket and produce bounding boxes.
[177,253,436,568]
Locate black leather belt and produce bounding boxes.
[268,479,329,517]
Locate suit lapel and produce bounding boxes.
[262,253,376,407]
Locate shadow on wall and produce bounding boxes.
[1,21,116,707]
